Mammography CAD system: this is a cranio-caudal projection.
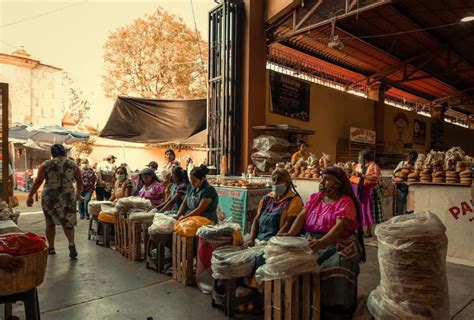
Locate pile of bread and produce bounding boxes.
[279,153,333,180]
[208,177,266,189]
[417,148,472,185]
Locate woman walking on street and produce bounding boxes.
[27,144,82,259]
[79,158,97,220]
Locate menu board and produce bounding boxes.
[269,70,310,121]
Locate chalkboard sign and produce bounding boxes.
[269,70,310,121]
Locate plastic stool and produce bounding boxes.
[146,233,172,273]
[96,221,115,248]
[0,288,40,320]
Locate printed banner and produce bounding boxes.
[349,127,376,144]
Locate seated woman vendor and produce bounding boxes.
[245,168,302,247]
[281,166,366,319]
[291,141,310,166]
[138,168,164,207]
[176,165,218,223]
[109,166,133,202]
[156,166,189,215]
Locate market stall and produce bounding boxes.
[407,182,473,266]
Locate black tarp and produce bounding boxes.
[100,96,206,143]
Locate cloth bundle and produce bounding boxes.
[211,245,264,280]
[148,213,176,234]
[367,211,449,320]
[0,233,47,256]
[255,236,319,283]
[88,201,113,217]
[128,210,155,222]
[100,203,117,215]
[197,221,243,246]
[115,197,152,218]
[174,216,213,237]
[0,203,20,223]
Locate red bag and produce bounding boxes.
[0,233,47,256]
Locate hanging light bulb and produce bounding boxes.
[461,16,474,22]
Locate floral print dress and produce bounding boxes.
[41,158,78,228]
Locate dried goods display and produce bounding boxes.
[207,176,270,189]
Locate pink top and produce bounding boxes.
[303,192,359,236]
[139,181,164,206]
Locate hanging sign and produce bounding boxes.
[349,127,376,144]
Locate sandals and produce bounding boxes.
[69,244,78,259]
[48,247,56,255]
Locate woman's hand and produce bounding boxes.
[0,254,23,272]
[277,232,290,237]
[308,239,326,252]
[242,239,255,249]
[26,196,34,207]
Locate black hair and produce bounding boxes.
[51,144,66,158]
[165,149,176,159]
[116,166,128,177]
[323,167,366,263]
[190,164,209,180]
[360,149,374,162]
[172,166,189,184]
[408,150,418,164]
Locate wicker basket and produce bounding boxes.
[0,249,48,296]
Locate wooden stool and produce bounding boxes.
[264,273,320,320]
[96,221,115,248]
[0,288,40,320]
[211,278,257,318]
[146,232,172,273]
[172,233,197,286]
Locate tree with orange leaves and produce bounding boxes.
[102,8,207,99]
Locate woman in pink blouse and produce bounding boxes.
[282,167,365,319]
[138,168,164,207]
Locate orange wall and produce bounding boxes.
[265,71,375,158]
[89,145,207,171]
[264,71,474,160]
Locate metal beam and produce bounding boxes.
[270,0,391,43]
[294,0,323,30]
[387,67,474,84]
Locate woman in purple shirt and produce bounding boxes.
[138,168,164,207]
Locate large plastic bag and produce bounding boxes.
[174,216,213,237]
[100,203,117,215]
[88,201,113,217]
[197,221,243,246]
[367,211,449,320]
[0,233,47,256]
[149,213,176,234]
[253,135,290,152]
[255,236,319,283]
[211,245,265,279]
[128,210,155,222]
[251,151,291,172]
[115,196,152,217]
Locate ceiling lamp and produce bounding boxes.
[461,16,474,22]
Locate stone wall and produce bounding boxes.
[0,62,63,126]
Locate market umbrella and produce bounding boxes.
[9,125,89,145]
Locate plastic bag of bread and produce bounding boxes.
[367,212,449,320]
[88,201,113,217]
[128,210,155,222]
[175,216,213,237]
[149,213,176,234]
[115,197,152,217]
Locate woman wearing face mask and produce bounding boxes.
[156,166,189,215]
[138,167,164,207]
[109,166,133,202]
[79,159,97,220]
[176,165,218,223]
[281,167,365,319]
[350,150,381,238]
[245,169,303,248]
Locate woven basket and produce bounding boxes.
[0,249,48,296]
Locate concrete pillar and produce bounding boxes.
[241,0,267,172]
[368,85,387,144]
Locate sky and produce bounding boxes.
[0,0,216,127]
